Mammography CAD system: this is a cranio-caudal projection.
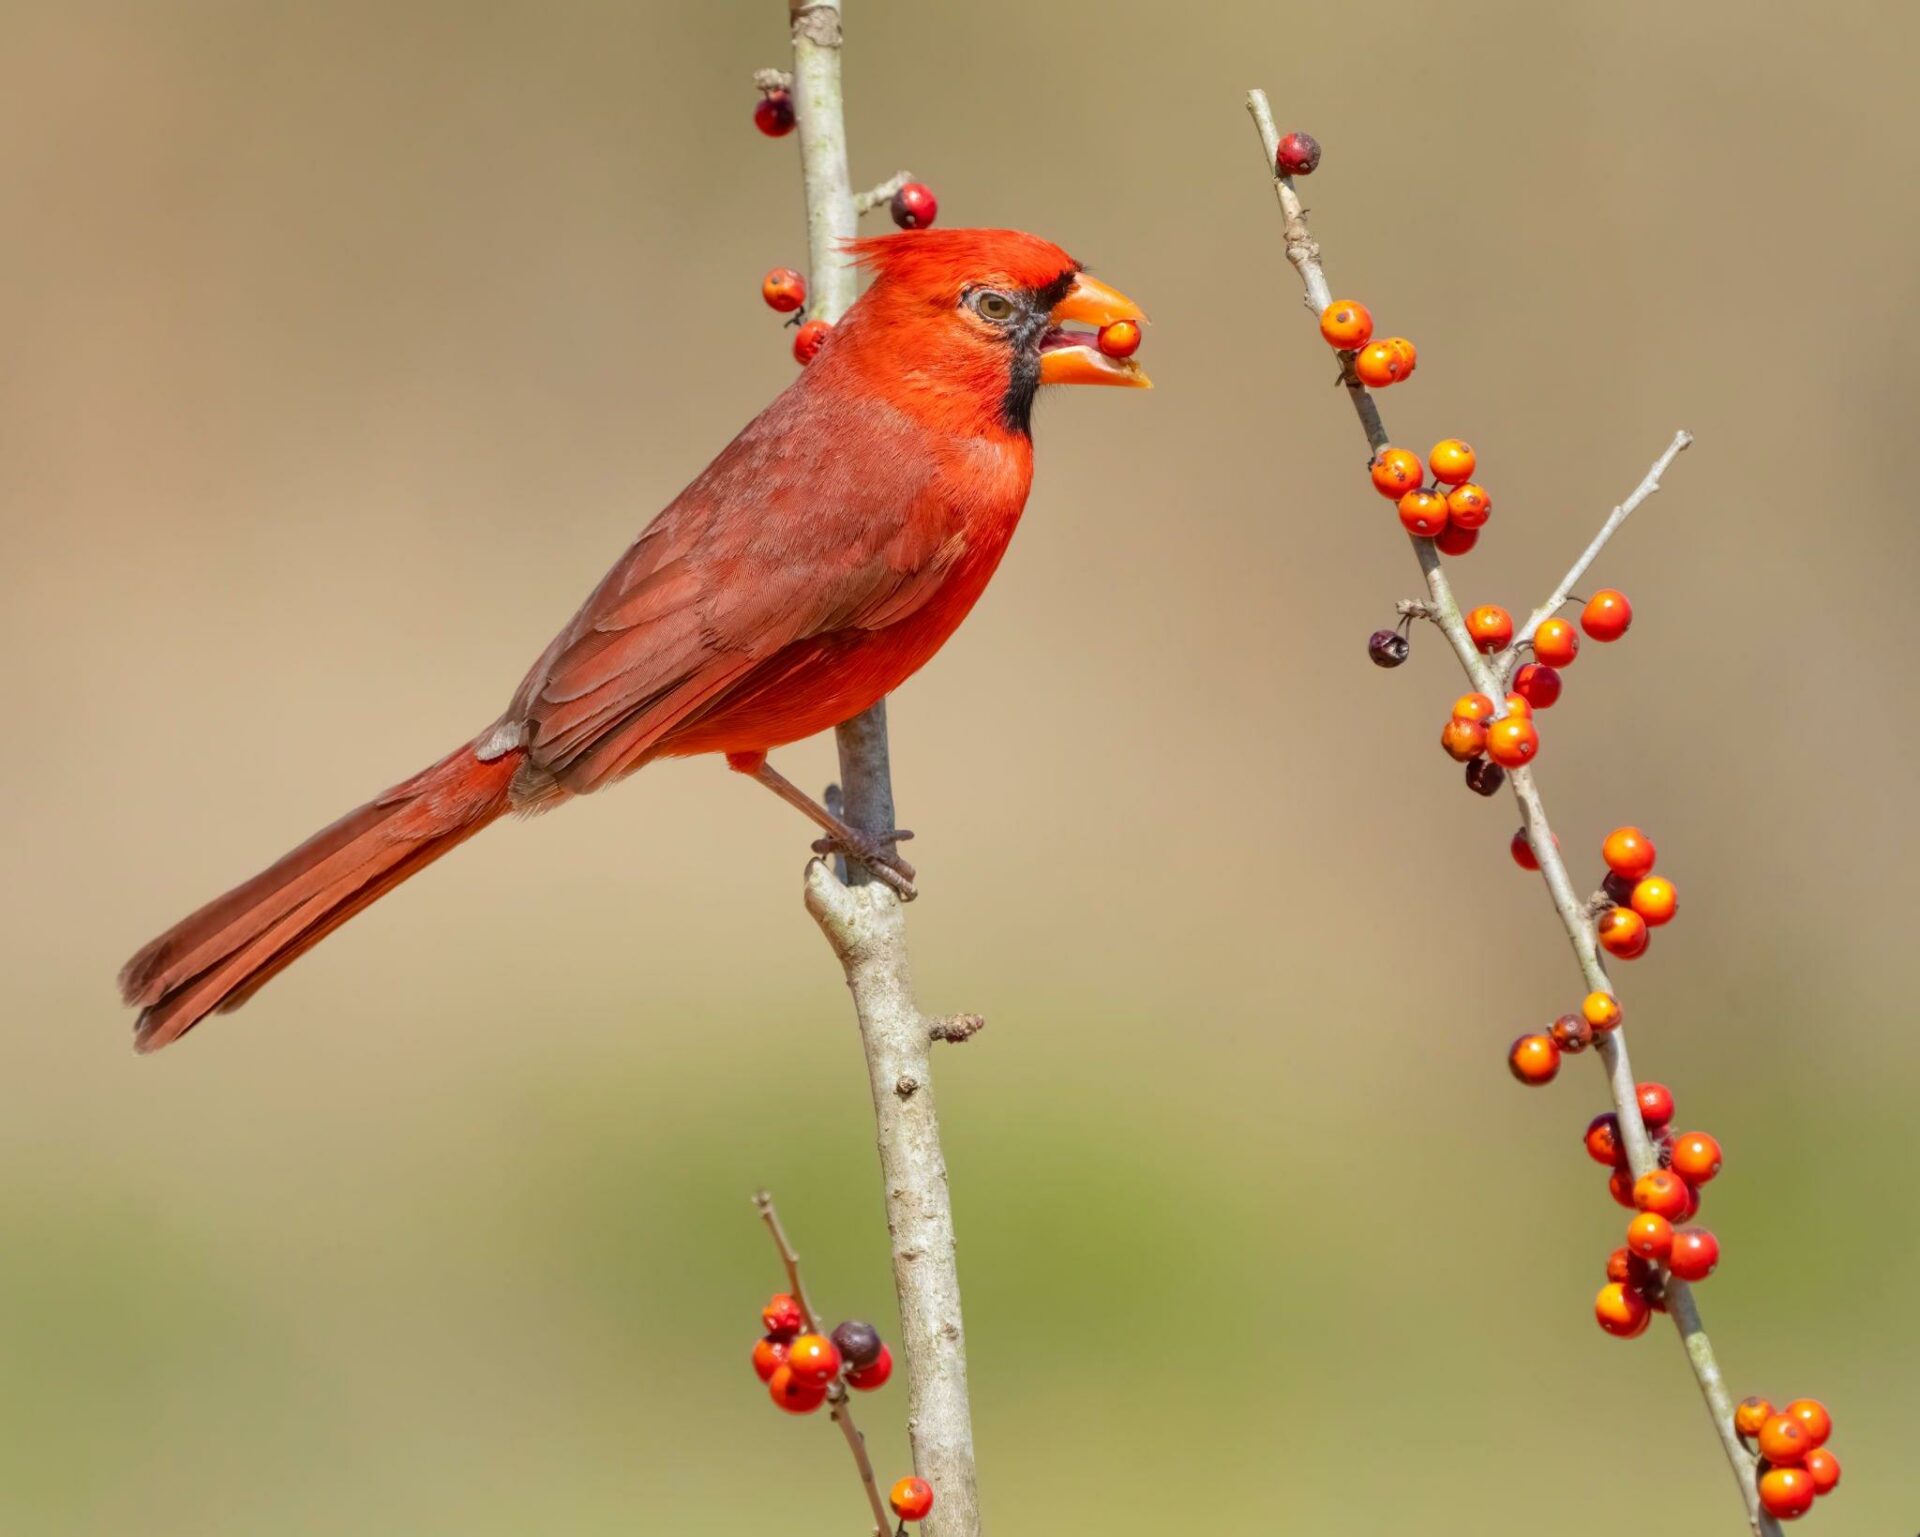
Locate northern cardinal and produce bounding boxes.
[121,228,1148,1051]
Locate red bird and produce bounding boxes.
[121,229,1148,1052]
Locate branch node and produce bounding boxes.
[930,1012,986,1045]
[894,1074,920,1100]
[753,67,794,92]
[790,3,843,46]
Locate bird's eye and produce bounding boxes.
[969,290,1017,323]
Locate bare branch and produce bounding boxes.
[854,171,915,214]
[754,1192,892,1537]
[805,862,980,1537]
[1245,87,1776,1537]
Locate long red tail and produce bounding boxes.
[120,742,524,1053]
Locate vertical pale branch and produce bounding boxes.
[778,6,982,1534]
[1244,89,1777,1537]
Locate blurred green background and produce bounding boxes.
[3,1,1916,1532]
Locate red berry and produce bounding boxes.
[1803,1447,1841,1495]
[792,318,831,365]
[761,267,807,313]
[1602,826,1657,881]
[1669,1131,1722,1186]
[1606,1246,1657,1288]
[890,1476,936,1522]
[890,182,939,229]
[1511,662,1562,709]
[1635,1082,1675,1131]
[1585,1113,1627,1168]
[1667,1227,1719,1281]
[1597,906,1649,959]
[754,90,796,137]
[1275,131,1322,175]
[1508,1033,1560,1085]
[847,1343,894,1391]
[1784,1399,1832,1448]
[1758,1413,1811,1466]
[1510,827,1542,870]
[1758,1466,1816,1519]
[1549,1012,1592,1054]
[1446,483,1492,528]
[768,1363,828,1414]
[1434,523,1479,557]
[1595,1281,1651,1338]
[1626,1211,1674,1261]
[1581,588,1633,642]
[761,1294,806,1340]
[752,1336,790,1383]
[785,1332,842,1386]
[1632,1169,1689,1219]
[1466,605,1514,653]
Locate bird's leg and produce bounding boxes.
[726,752,917,900]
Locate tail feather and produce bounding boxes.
[121,742,523,1053]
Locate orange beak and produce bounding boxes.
[1037,272,1152,388]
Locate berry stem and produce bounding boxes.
[853,171,917,214]
[1244,86,1778,1537]
[754,1191,894,1537]
[1504,431,1693,685]
[782,12,981,1534]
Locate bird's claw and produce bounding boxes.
[811,829,918,901]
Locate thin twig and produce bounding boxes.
[854,171,915,214]
[783,7,982,1534]
[1245,88,1777,1537]
[754,1191,893,1537]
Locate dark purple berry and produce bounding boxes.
[1464,757,1506,797]
[830,1319,883,1371]
[1368,628,1410,668]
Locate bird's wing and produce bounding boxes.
[511,387,964,793]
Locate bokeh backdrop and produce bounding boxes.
[3,2,1916,1532]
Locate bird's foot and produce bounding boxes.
[811,828,917,901]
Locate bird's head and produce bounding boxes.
[829,228,1149,435]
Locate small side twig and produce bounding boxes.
[1245,87,1777,1537]
[754,1191,892,1537]
[854,171,915,213]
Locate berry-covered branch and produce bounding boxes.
[1243,88,1837,1534]
[748,8,982,1535]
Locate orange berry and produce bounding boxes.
[1507,1032,1560,1085]
[1633,1169,1690,1220]
[1398,488,1449,537]
[1441,716,1488,763]
[1585,1112,1627,1167]
[1097,319,1142,359]
[1319,300,1373,350]
[1354,341,1409,387]
[1606,1246,1656,1288]
[890,1476,936,1522]
[1428,439,1476,485]
[1511,662,1561,709]
[1503,692,1532,718]
[1803,1447,1841,1495]
[1602,826,1657,881]
[1486,715,1539,769]
[761,267,807,313]
[762,1294,806,1339]
[768,1363,829,1414]
[1758,1413,1811,1466]
[1532,618,1579,668]
[1594,1281,1651,1338]
[1758,1466,1816,1520]
[1581,588,1633,642]
[1434,523,1479,557]
[1597,905,1649,958]
[785,1332,842,1386]
[1630,875,1677,926]
[792,317,832,364]
[1626,1211,1674,1261]
[1582,991,1622,1032]
[1453,692,1497,723]
[1385,336,1417,376]
[1669,1131,1722,1185]
[1667,1226,1719,1281]
[752,1336,790,1383]
[1370,447,1425,497]
[1466,604,1514,653]
[1608,1166,1637,1208]
[1445,483,1492,528]
[1784,1399,1832,1448]
[1734,1396,1774,1438]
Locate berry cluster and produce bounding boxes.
[1734,1397,1843,1520]
[1319,300,1418,390]
[753,1293,895,1413]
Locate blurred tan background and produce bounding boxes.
[3,1,1916,1532]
